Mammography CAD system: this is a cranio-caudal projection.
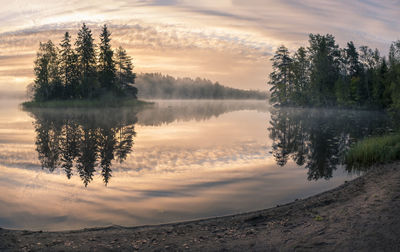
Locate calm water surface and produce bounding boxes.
[0,99,393,231]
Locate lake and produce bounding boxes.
[0,99,393,231]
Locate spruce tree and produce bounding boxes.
[292,47,310,105]
[60,32,79,99]
[75,23,97,98]
[308,34,340,106]
[98,25,116,92]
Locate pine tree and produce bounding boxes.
[268,45,293,105]
[98,25,116,92]
[75,23,97,98]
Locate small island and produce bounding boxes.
[22,23,267,108]
[22,24,147,108]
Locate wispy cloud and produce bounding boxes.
[0,0,398,92]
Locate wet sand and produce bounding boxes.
[1,163,400,251]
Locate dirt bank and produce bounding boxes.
[1,163,400,251]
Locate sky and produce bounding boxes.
[0,0,399,94]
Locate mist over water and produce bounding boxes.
[0,99,393,231]
[137,100,270,126]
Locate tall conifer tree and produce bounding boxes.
[75,23,97,98]
[98,25,116,92]
[60,32,79,98]
[268,45,293,105]
[308,34,340,106]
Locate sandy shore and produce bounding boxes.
[1,163,400,251]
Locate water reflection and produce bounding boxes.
[137,100,269,126]
[268,108,393,180]
[29,108,137,186]
[29,104,393,186]
[1,100,395,231]
[27,101,269,187]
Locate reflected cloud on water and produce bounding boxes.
[27,100,269,186]
[1,100,395,230]
[27,103,394,186]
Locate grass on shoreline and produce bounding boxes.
[345,133,400,169]
[21,98,153,109]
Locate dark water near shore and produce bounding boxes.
[0,99,393,231]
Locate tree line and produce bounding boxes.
[32,24,137,101]
[269,34,400,110]
[135,73,267,99]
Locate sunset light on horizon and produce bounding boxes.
[0,0,399,94]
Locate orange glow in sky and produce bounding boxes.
[0,0,398,94]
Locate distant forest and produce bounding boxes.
[269,34,400,110]
[135,73,266,99]
[31,24,136,101]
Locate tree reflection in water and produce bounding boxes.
[29,108,137,186]
[268,108,393,180]
[27,101,269,187]
[29,104,393,186]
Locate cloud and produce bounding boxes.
[0,0,398,92]
[0,20,273,91]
